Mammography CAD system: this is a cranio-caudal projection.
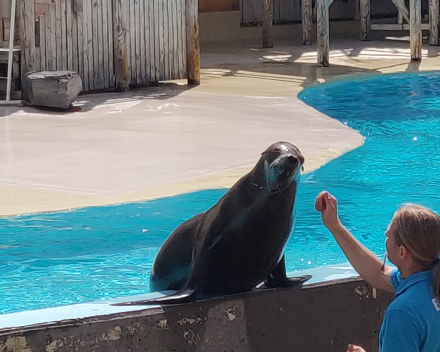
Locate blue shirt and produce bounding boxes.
[379,269,440,352]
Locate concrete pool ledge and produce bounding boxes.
[0,276,393,352]
[0,265,361,330]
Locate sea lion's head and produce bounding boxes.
[262,142,304,192]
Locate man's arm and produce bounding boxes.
[315,191,395,293]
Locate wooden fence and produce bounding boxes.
[19,0,199,93]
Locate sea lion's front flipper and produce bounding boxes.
[112,290,198,306]
[265,255,312,288]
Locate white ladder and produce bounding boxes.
[0,0,22,106]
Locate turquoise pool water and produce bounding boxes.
[2,71,440,314]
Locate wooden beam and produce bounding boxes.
[186,0,200,86]
[360,0,370,41]
[316,0,334,67]
[370,23,430,31]
[390,0,410,23]
[262,0,273,48]
[113,0,129,91]
[301,0,312,46]
[429,0,439,45]
[410,0,422,61]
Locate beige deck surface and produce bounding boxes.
[1,30,439,216]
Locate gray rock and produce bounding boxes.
[23,71,83,110]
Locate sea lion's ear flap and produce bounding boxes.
[302,166,304,172]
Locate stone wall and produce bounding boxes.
[0,278,393,352]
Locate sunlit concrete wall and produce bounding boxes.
[0,278,393,352]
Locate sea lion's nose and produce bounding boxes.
[290,154,304,166]
[287,155,299,166]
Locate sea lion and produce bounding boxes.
[115,141,311,306]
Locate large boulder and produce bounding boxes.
[22,71,83,110]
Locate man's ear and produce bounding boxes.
[399,245,409,259]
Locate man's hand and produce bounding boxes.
[347,344,367,352]
[315,191,340,230]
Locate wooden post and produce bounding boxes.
[360,0,370,40]
[186,0,200,86]
[410,0,422,61]
[19,0,36,76]
[113,0,129,91]
[397,10,404,25]
[317,0,333,67]
[429,0,439,45]
[302,0,312,45]
[390,0,410,23]
[262,0,273,48]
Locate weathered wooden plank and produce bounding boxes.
[154,0,160,80]
[55,0,62,69]
[148,0,155,83]
[77,11,85,88]
[107,0,114,87]
[145,0,154,84]
[74,0,83,13]
[142,0,151,85]
[159,0,165,80]
[71,3,79,74]
[180,0,186,78]
[97,0,105,88]
[262,0,273,48]
[186,0,200,84]
[20,0,37,75]
[167,0,173,79]
[66,0,73,71]
[302,0,312,45]
[139,0,146,85]
[171,0,178,78]
[360,0,370,41]
[176,0,184,78]
[39,15,46,70]
[85,0,94,90]
[429,0,439,45]
[129,0,135,84]
[92,0,99,87]
[134,0,141,85]
[102,0,109,88]
[410,0,422,61]
[61,0,67,70]
[113,0,130,91]
[46,3,56,71]
[163,0,170,80]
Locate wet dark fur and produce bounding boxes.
[114,141,311,306]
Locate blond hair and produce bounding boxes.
[393,204,440,300]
